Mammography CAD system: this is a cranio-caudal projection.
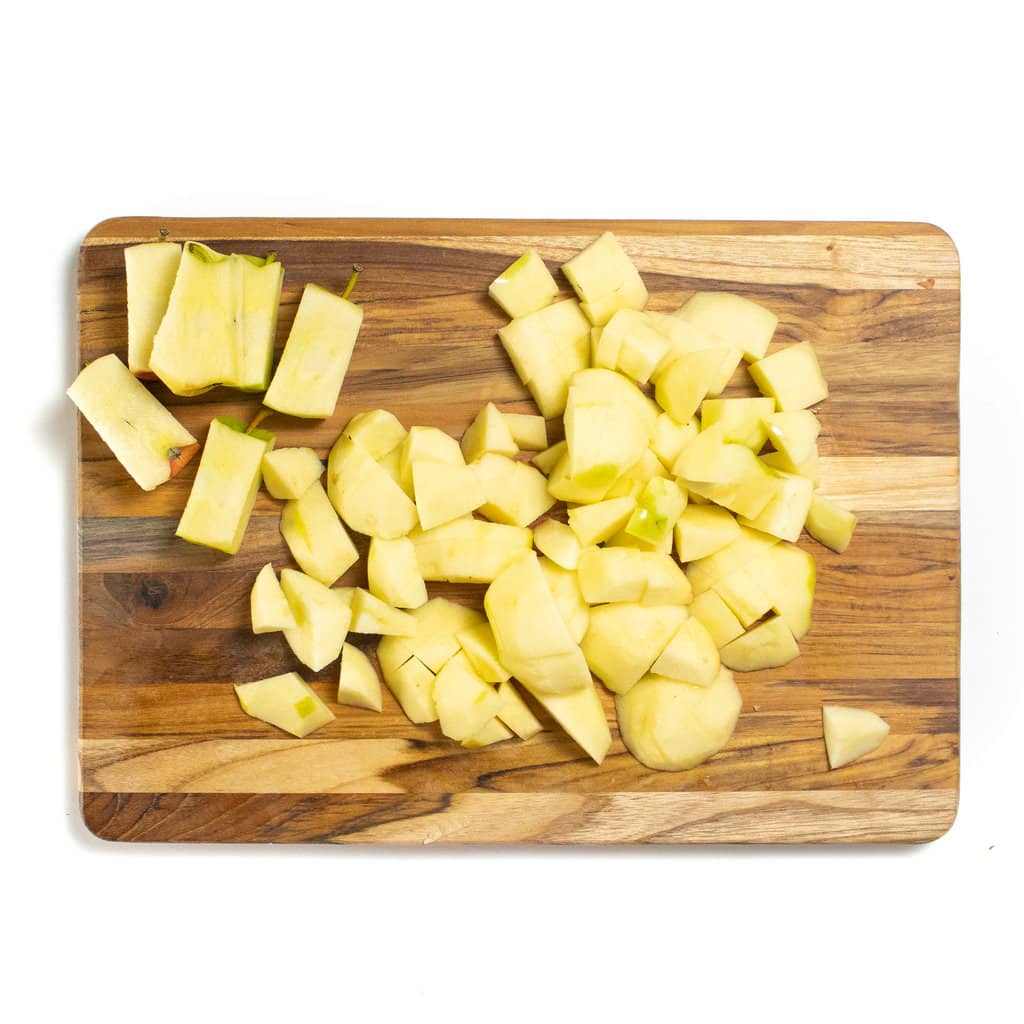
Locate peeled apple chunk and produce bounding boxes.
[822,705,890,769]
[651,617,721,688]
[461,402,518,462]
[690,590,745,648]
[568,496,637,546]
[342,409,408,460]
[124,241,181,376]
[250,563,297,634]
[462,717,515,748]
[674,291,778,362]
[599,309,670,384]
[433,652,501,741]
[66,353,199,491]
[581,603,687,694]
[720,614,800,671]
[533,519,582,570]
[674,505,741,562]
[327,436,419,539]
[261,447,323,500]
[604,449,670,501]
[739,470,813,542]
[805,494,857,553]
[757,541,815,640]
[615,668,742,771]
[577,547,692,606]
[496,680,544,739]
[348,588,417,637]
[379,653,437,724]
[412,460,484,530]
[337,643,383,712]
[654,348,727,424]
[176,417,273,554]
[533,440,566,475]
[410,518,532,583]
[264,283,363,418]
[749,341,828,411]
[650,413,699,469]
[456,621,511,684]
[403,598,485,673]
[538,557,590,645]
[700,397,776,451]
[279,569,352,672]
[765,410,820,466]
[280,481,359,586]
[367,536,428,609]
[472,453,555,527]
[235,673,335,738]
[528,682,611,764]
[502,412,547,451]
[561,231,648,326]
[488,249,559,319]
[150,242,283,395]
[625,477,686,547]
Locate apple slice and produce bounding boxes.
[581,603,687,694]
[488,249,558,319]
[410,518,532,583]
[280,480,359,586]
[280,568,351,672]
[367,536,428,609]
[337,643,383,711]
[176,417,273,554]
[562,231,648,326]
[749,341,828,411]
[651,617,720,687]
[719,614,800,671]
[496,680,544,739]
[412,460,484,530]
[250,563,297,634]
[805,494,857,553]
[456,621,511,683]
[462,717,515,748]
[261,447,323,500]
[125,241,181,376]
[379,653,437,724]
[235,672,334,738]
[502,412,547,451]
[264,279,363,419]
[532,519,582,570]
[432,652,501,741]
[567,497,637,545]
[674,292,778,362]
[327,436,419,539]
[532,440,567,475]
[342,409,408,459]
[461,402,518,462]
[348,588,417,637]
[471,453,554,527]
[526,682,611,764]
[822,705,890,769]
[67,353,199,491]
[150,242,283,394]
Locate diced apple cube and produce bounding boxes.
[598,310,670,384]
[749,341,828,411]
[456,621,511,683]
[532,519,582,570]
[262,447,324,500]
[568,496,637,546]
[739,471,813,542]
[805,494,857,553]
[502,412,547,450]
[461,402,518,462]
[713,567,774,628]
[577,547,691,606]
[532,440,567,475]
[281,480,359,586]
[496,680,544,739]
[562,232,648,326]
[461,717,515,748]
[472,453,555,527]
[488,249,559,319]
[380,653,437,723]
[654,348,726,423]
[674,291,778,362]
[764,410,820,466]
[404,598,485,673]
[367,536,428,609]
[338,643,383,711]
[250,563,298,634]
[761,447,821,484]
[604,449,670,500]
[538,557,590,645]
[349,588,417,637]
[280,569,352,672]
[410,518,533,583]
[689,590,745,648]
[822,705,890,769]
[673,505,741,562]
[342,409,408,459]
[432,652,501,742]
[328,436,419,539]
[720,614,800,671]
[413,460,484,530]
[700,397,776,451]
[650,413,699,469]
[582,602,687,694]
[546,450,615,504]
[235,673,335,738]
[625,477,686,547]
[650,617,720,687]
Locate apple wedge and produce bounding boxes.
[367,536,428,609]
[462,718,515,748]
[749,341,829,411]
[327,436,419,539]
[674,291,778,362]
[280,480,359,586]
[412,460,484,530]
[262,447,323,500]
[562,231,648,326]
[235,673,334,738]
[342,409,408,459]
[651,617,720,687]
[805,494,857,553]
[432,652,501,742]
[532,519,582,570]
[472,453,554,527]
[280,568,351,672]
[461,402,518,462]
[410,518,532,583]
[67,353,199,491]
[250,563,297,634]
[496,680,544,740]
[378,651,438,724]
[581,603,687,694]
[538,557,590,645]
[720,614,800,671]
[527,682,611,764]
[456,621,511,683]
[822,705,890,769]
[337,643,383,712]
[348,588,417,637]
[125,241,182,376]
[488,249,558,319]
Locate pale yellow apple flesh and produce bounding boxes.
[327,436,419,539]
[582,602,687,694]
[367,536,428,609]
[532,518,582,570]
[456,621,511,683]
[496,680,544,739]
[502,412,547,451]
[822,705,890,769]
[338,643,383,712]
[125,241,182,377]
[562,231,648,326]
[471,452,554,527]
[749,341,828,411]
[410,518,532,583]
[235,673,335,738]
[650,617,721,687]
[433,652,501,742]
[250,563,297,634]
[280,480,359,586]
[674,291,778,362]
[279,568,351,672]
[488,249,558,319]
[261,447,323,500]
[343,409,408,459]
[805,494,857,553]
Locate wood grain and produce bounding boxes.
[76,218,960,844]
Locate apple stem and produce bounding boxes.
[342,264,363,301]
[246,408,273,433]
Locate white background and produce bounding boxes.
[4,1,1020,1020]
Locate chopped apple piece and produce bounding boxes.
[489,249,558,319]
[67,353,199,491]
[250,563,297,634]
[177,417,272,554]
[150,242,283,394]
[402,598,484,673]
[805,494,857,553]
[343,409,408,459]
[605,525,673,555]
[527,682,611,764]
[654,348,726,423]
[720,614,799,671]
[765,410,820,466]
[675,429,778,521]
[432,652,501,741]
[456,621,511,683]
[755,541,815,640]
[604,449,670,500]
[279,569,351,672]
[380,653,437,723]
[822,705,890,769]
[598,309,670,384]
[367,536,428,609]
[472,452,554,527]
[125,241,182,376]
[264,281,362,418]
[397,424,465,495]
[690,590,745,648]
[684,526,781,595]
[413,460,484,530]
[502,412,547,450]
[337,643,383,711]
[410,518,533,583]
[262,447,323,500]
[674,291,778,362]
[327,436,419,539]
[546,450,615,504]
[462,717,515,748]
[700,397,775,451]
[651,617,720,687]
[376,447,410,496]
[761,447,821,484]
[625,478,686,547]
[538,557,590,645]
[749,341,828,411]
[562,231,648,326]
[348,588,417,637]
[532,519,582,570]
[496,680,544,739]
[577,547,691,606]
[532,439,567,475]
[568,496,637,546]
[615,668,741,771]
[713,566,774,627]
[673,505,741,562]
[650,413,699,469]
[582,603,687,694]
[461,403,518,462]
[739,470,813,542]
[280,480,359,586]
[235,673,334,738]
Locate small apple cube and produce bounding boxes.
[605,525,673,555]
[651,617,720,687]
[280,569,352,672]
[405,598,485,673]
[700,397,776,451]
[562,232,648,326]
[337,643,383,711]
[568,496,637,546]
[250,563,297,634]
[684,526,781,595]
[532,440,567,475]
[625,478,687,547]
[805,494,857,553]
[497,298,590,390]
[713,567,774,628]
[689,590,745,648]
[262,447,323,500]
[342,409,408,459]
[527,681,611,764]
[749,341,828,411]
[410,518,533,583]
[599,310,670,384]
[674,291,778,362]
[673,505,741,563]
[472,453,554,527]
[822,705,890,769]
[488,249,559,319]
[461,717,515,748]
[720,614,800,671]
[281,481,359,586]
[654,348,726,423]
[367,536,428,609]
[413,460,484,530]
[761,447,821,484]
[765,410,820,466]
[502,412,547,451]
[532,519,582,570]
[328,436,419,539]
[264,283,362,419]
[380,652,437,723]
[461,402,518,462]
[177,417,273,554]
[650,413,699,469]
[349,588,417,637]
[125,241,181,376]
[739,470,813,542]
[538,557,590,645]
[604,449,670,501]
[496,681,544,740]
[456,620,511,683]
[545,450,615,504]
[67,353,199,491]
[577,548,691,606]
[235,673,334,738]
[756,541,816,640]
[432,652,501,742]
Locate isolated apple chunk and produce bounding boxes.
[805,494,857,553]
[280,480,359,586]
[150,242,283,394]
[367,536,428,609]
[461,402,518,462]
[280,568,351,672]
[347,588,417,637]
[562,231,648,326]
[250,563,297,634]
[264,280,363,419]
[822,705,890,769]
[261,447,323,500]
[337,643,383,712]
[674,291,778,362]
[67,353,199,491]
[488,249,559,319]
[176,417,273,554]
[749,341,828,411]
[124,241,181,376]
[235,672,334,738]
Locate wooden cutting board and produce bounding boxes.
[77,218,960,844]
